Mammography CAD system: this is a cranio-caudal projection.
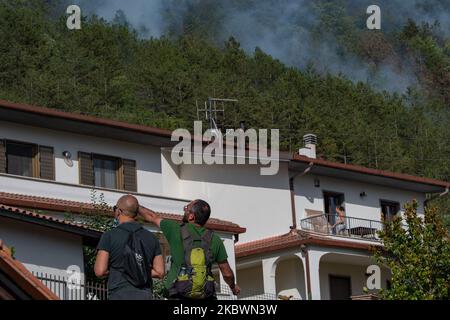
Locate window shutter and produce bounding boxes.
[0,140,5,173]
[39,146,55,180]
[122,159,137,192]
[79,152,94,185]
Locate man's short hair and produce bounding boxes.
[191,200,211,226]
[117,195,139,218]
[337,205,345,212]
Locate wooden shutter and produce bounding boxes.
[78,152,94,185]
[0,140,5,173]
[39,146,55,180]
[122,158,137,192]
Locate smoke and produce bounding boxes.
[71,0,450,93]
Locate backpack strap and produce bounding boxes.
[200,230,214,270]
[117,224,143,234]
[180,223,201,267]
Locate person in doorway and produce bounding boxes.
[331,205,346,235]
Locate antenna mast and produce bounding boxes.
[196,97,238,132]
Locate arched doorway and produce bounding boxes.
[275,256,306,300]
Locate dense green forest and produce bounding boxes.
[0,1,448,222]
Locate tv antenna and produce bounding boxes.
[196,97,238,132]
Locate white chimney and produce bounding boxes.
[299,134,317,159]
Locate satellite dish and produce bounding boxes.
[62,151,73,167]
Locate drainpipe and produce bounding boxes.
[289,162,314,230]
[300,244,312,300]
[424,186,449,208]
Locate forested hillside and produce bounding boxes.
[0,1,448,218]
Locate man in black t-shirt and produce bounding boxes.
[94,195,164,300]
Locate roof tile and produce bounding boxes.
[0,192,245,234]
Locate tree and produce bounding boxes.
[374,200,450,300]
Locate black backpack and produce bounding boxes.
[119,225,152,289]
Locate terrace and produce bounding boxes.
[300,214,384,241]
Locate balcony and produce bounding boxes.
[300,214,383,241]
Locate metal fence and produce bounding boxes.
[32,273,288,300]
[216,284,299,300]
[32,272,108,300]
[300,214,383,241]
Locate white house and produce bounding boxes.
[0,99,448,300]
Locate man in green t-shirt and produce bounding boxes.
[138,199,240,298]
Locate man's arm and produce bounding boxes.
[151,255,165,279]
[218,260,241,295]
[94,250,110,278]
[139,206,162,227]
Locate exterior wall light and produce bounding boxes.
[62,151,71,159]
[314,178,320,188]
[360,191,367,198]
[62,150,73,167]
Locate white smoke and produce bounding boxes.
[71,0,450,93]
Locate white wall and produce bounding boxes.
[295,174,426,222]
[177,162,293,242]
[237,264,265,299]
[0,217,85,299]
[319,262,390,300]
[0,121,164,195]
[0,120,431,246]
[275,257,306,299]
[0,173,188,215]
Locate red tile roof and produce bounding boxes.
[0,99,173,139]
[235,230,380,258]
[2,99,447,191]
[0,192,246,234]
[0,204,100,232]
[292,154,450,189]
[0,240,59,300]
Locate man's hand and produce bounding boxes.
[138,205,162,227]
[218,260,240,295]
[231,284,241,296]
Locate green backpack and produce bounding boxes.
[168,224,216,299]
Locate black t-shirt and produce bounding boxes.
[97,221,162,291]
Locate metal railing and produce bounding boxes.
[217,284,299,300]
[300,214,383,241]
[32,272,108,300]
[32,273,287,301]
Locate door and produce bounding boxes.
[329,275,351,300]
[380,200,400,223]
[323,192,345,224]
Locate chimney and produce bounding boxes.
[299,134,317,159]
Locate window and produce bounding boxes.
[93,155,118,189]
[78,152,137,192]
[0,140,54,180]
[380,200,400,223]
[6,141,35,177]
[323,191,345,224]
[329,275,352,300]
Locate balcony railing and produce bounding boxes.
[300,214,383,241]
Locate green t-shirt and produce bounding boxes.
[160,219,228,289]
